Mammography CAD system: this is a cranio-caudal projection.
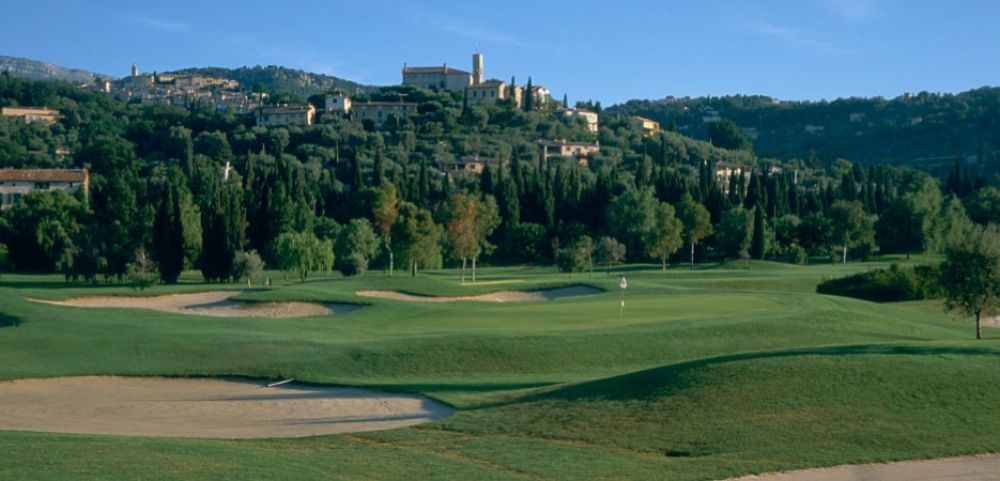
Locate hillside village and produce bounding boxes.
[0,51,672,200]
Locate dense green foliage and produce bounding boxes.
[816,263,941,302]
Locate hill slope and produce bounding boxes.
[0,55,106,84]
[170,65,375,97]
[608,88,1000,177]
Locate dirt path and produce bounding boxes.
[32,291,359,318]
[356,285,601,303]
[0,376,453,439]
[722,452,1000,481]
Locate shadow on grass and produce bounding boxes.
[502,343,1000,405]
[0,312,23,327]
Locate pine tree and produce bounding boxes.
[562,93,568,109]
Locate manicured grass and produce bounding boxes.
[0,259,996,480]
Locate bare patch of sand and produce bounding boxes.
[984,316,1000,328]
[722,452,1000,481]
[357,285,601,303]
[32,291,360,318]
[0,376,453,439]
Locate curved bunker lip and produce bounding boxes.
[0,376,454,439]
[30,291,364,319]
[356,284,603,303]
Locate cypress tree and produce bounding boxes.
[480,164,494,195]
[524,77,534,111]
[351,156,364,192]
[153,181,184,283]
[417,159,430,206]
[751,204,766,260]
[373,147,385,187]
[500,176,520,232]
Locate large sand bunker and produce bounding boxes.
[357,285,602,303]
[33,291,360,318]
[0,377,453,439]
[723,451,1000,481]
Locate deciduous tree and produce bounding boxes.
[647,202,683,271]
[939,224,1000,339]
[677,194,713,269]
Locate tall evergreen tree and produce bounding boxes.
[524,77,534,111]
[750,204,767,260]
[153,180,184,283]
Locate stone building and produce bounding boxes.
[537,140,601,166]
[1,107,62,125]
[351,101,418,126]
[467,80,516,106]
[255,105,316,127]
[401,64,472,92]
[560,108,599,133]
[630,116,661,137]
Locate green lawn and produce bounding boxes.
[0,259,996,481]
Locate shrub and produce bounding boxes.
[816,264,941,302]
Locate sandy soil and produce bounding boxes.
[32,291,360,318]
[722,452,1000,481]
[356,285,601,303]
[984,315,1000,328]
[0,376,453,439]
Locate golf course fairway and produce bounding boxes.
[0,259,997,481]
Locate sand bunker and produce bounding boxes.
[0,376,453,439]
[33,291,360,318]
[357,285,602,303]
[723,452,1000,481]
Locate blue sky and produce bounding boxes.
[3,0,999,105]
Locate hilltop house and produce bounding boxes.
[630,116,660,137]
[0,168,89,208]
[467,80,520,106]
[255,105,316,127]
[537,140,601,167]
[402,53,481,93]
[713,161,749,195]
[560,108,599,133]
[1,107,61,125]
[351,101,418,126]
[437,155,506,179]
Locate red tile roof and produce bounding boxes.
[0,169,88,182]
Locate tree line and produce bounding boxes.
[1,73,999,284]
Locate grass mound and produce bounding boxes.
[440,344,1000,478]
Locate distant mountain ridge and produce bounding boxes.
[0,55,107,84]
[169,65,375,97]
[0,56,374,98]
